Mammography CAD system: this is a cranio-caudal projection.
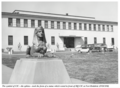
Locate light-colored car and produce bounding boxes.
[75,45,89,53]
[75,45,82,52]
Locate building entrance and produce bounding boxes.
[64,37,74,48]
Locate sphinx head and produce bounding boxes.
[35,26,44,38]
[33,26,47,46]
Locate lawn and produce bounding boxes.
[2,51,118,84]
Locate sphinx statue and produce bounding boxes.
[26,26,47,57]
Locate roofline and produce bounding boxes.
[2,12,118,25]
[13,10,95,19]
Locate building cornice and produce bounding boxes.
[2,12,118,25]
[13,10,95,19]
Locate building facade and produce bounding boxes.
[2,10,118,52]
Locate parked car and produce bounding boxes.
[75,45,82,51]
[87,43,107,52]
[106,45,114,52]
[76,43,108,53]
[75,45,89,53]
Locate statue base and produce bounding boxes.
[9,58,71,84]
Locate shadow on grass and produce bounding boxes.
[2,57,20,69]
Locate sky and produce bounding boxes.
[2,2,118,21]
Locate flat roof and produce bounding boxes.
[2,10,118,25]
[13,10,95,20]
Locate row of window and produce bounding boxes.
[84,37,114,45]
[8,18,113,32]
[8,36,55,46]
[8,35,114,46]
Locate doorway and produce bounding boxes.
[64,37,74,48]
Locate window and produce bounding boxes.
[8,35,13,45]
[68,22,71,29]
[94,24,96,31]
[84,37,87,44]
[79,23,82,30]
[107,25,109,31]
[8,18,13,26]
[57,21,60,29]
[24,36,28,45]
[84,23,87,30]
[74,23,77,30]
[98,24,101,31]
[51,21,54,29]
[111,25,113,32]
[51,36,55,45]
[38,20,41,27]
[24,19,28,27]
[63,22,66,29]
[31,19,35,27]
[103,37,106,44]
[111,38,114,45]
[45,20,48,28]
[89,24,91,31]
[103,25,105,31]
[94,37,97,44]
[16,18,20,27]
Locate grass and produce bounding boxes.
[2,51,118,84]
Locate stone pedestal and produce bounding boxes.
[9,58,71,84]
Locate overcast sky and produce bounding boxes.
[2,2,118,21]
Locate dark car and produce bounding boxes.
[76,43,108,53]
[87,43,107,52]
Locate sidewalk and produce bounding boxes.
[2,65,13,84]
[2,65,89,84]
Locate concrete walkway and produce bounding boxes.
[2,65,13,84]
[2,65,89,84]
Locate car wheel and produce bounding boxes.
[78,50,81,53]
[88,50,90,53]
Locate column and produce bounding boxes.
[71,22,74,30]
[35,20,38,28]
[66,22,68,30]
[96,24,98,31]
[76,23,79,30]
[54,21,57,29]
[41,20,45,28]
[81,23,84,31]
[60,21,62,29]
[86,23,89,31]
[100,25,103,31]
[28,19,31,28]
[91,24,93,31]
[20,19,24,27]
[48,21,51,29]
